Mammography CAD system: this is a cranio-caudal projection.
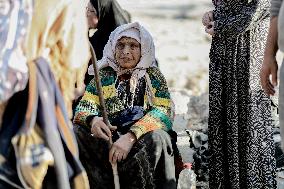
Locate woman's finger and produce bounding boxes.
[267,80,275,92]
[96,126,109,140]
[206,22,215,36]
[263,79,274,95]
[209,21,215,28]
[260,72,266,91]
[90,117,103,127]
[205,27,214,36]
[112,151,120,164]
[202,15,209,26]
[266,80,275,95]
[100,122,112,138]
[202,11,212,26]
[117,152,123,162]
[208,11,213,21]
[122,152,128,160]
[109,147,116,163]
[90,125,96,135]
[109,125,117,131]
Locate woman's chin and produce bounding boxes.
[119,63,137,69]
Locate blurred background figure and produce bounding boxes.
[84,0,131,86]
[86,1,99,30]
[88,0,131,60]
[260,0,284,184]
[0,0,91,188]
[26,0,90,117]
[0,0,32,104]
[72,0,131,113]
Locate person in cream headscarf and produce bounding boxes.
[0,0,90,188]
[74,22,177,189]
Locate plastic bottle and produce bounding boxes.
[177,163,197,189]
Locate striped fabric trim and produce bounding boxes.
[82,91,99,105]
[148,108,172,130]
[102,85,116,99]
[74,112,91,127]
[153,97,171,107]
[130,108,172,139]
[74,67,173,137]
[130,126,146,139]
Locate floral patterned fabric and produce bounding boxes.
[209,0,276,188]
[0,0,32,102]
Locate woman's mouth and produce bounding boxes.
[120,57,131,61]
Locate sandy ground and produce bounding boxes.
[118,0,213,95]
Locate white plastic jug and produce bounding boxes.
[177,163,197,189]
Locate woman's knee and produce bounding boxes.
[142,129,173,150]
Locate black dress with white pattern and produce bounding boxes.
[208,0,276,188]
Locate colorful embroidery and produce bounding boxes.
[73,67,172,139]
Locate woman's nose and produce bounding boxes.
[122,45,131,54]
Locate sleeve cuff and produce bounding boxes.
[130,126,145,139]
[86,115,95,128]
[73,112,95,128]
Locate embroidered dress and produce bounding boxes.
[209,0,276,188]
[73,66,176,189]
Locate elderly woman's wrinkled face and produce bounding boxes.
[115,37,141,69]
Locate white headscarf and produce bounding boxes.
[89,21,155,74]
[89,22,156,104]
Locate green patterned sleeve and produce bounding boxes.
[130,67,173,139]
[73,78,101,127]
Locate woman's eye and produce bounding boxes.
[130,44,139,50]
[117,43,124,50]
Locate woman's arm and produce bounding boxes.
[213,0,270,37]
[260,16,279,95]
[73,78,101,127]
[129,67,173,139]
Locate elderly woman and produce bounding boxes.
[73,22,176,189]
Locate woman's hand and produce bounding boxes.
[202,11,213,26]
[205,22,215,36]
[109,132,137,164]
[90,117,117,141]
[260,55,278,95]
[260,16,279,96]
[202,11,215,36]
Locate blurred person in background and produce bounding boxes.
[0,0,31,109]
[72,0,131,114]
[203,0,276,188]
[84,0,131,85]
[88,0,131,61]
[260,0,284,152]
[0,0,90,188]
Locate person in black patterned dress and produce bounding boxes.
[202,0,276,188]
